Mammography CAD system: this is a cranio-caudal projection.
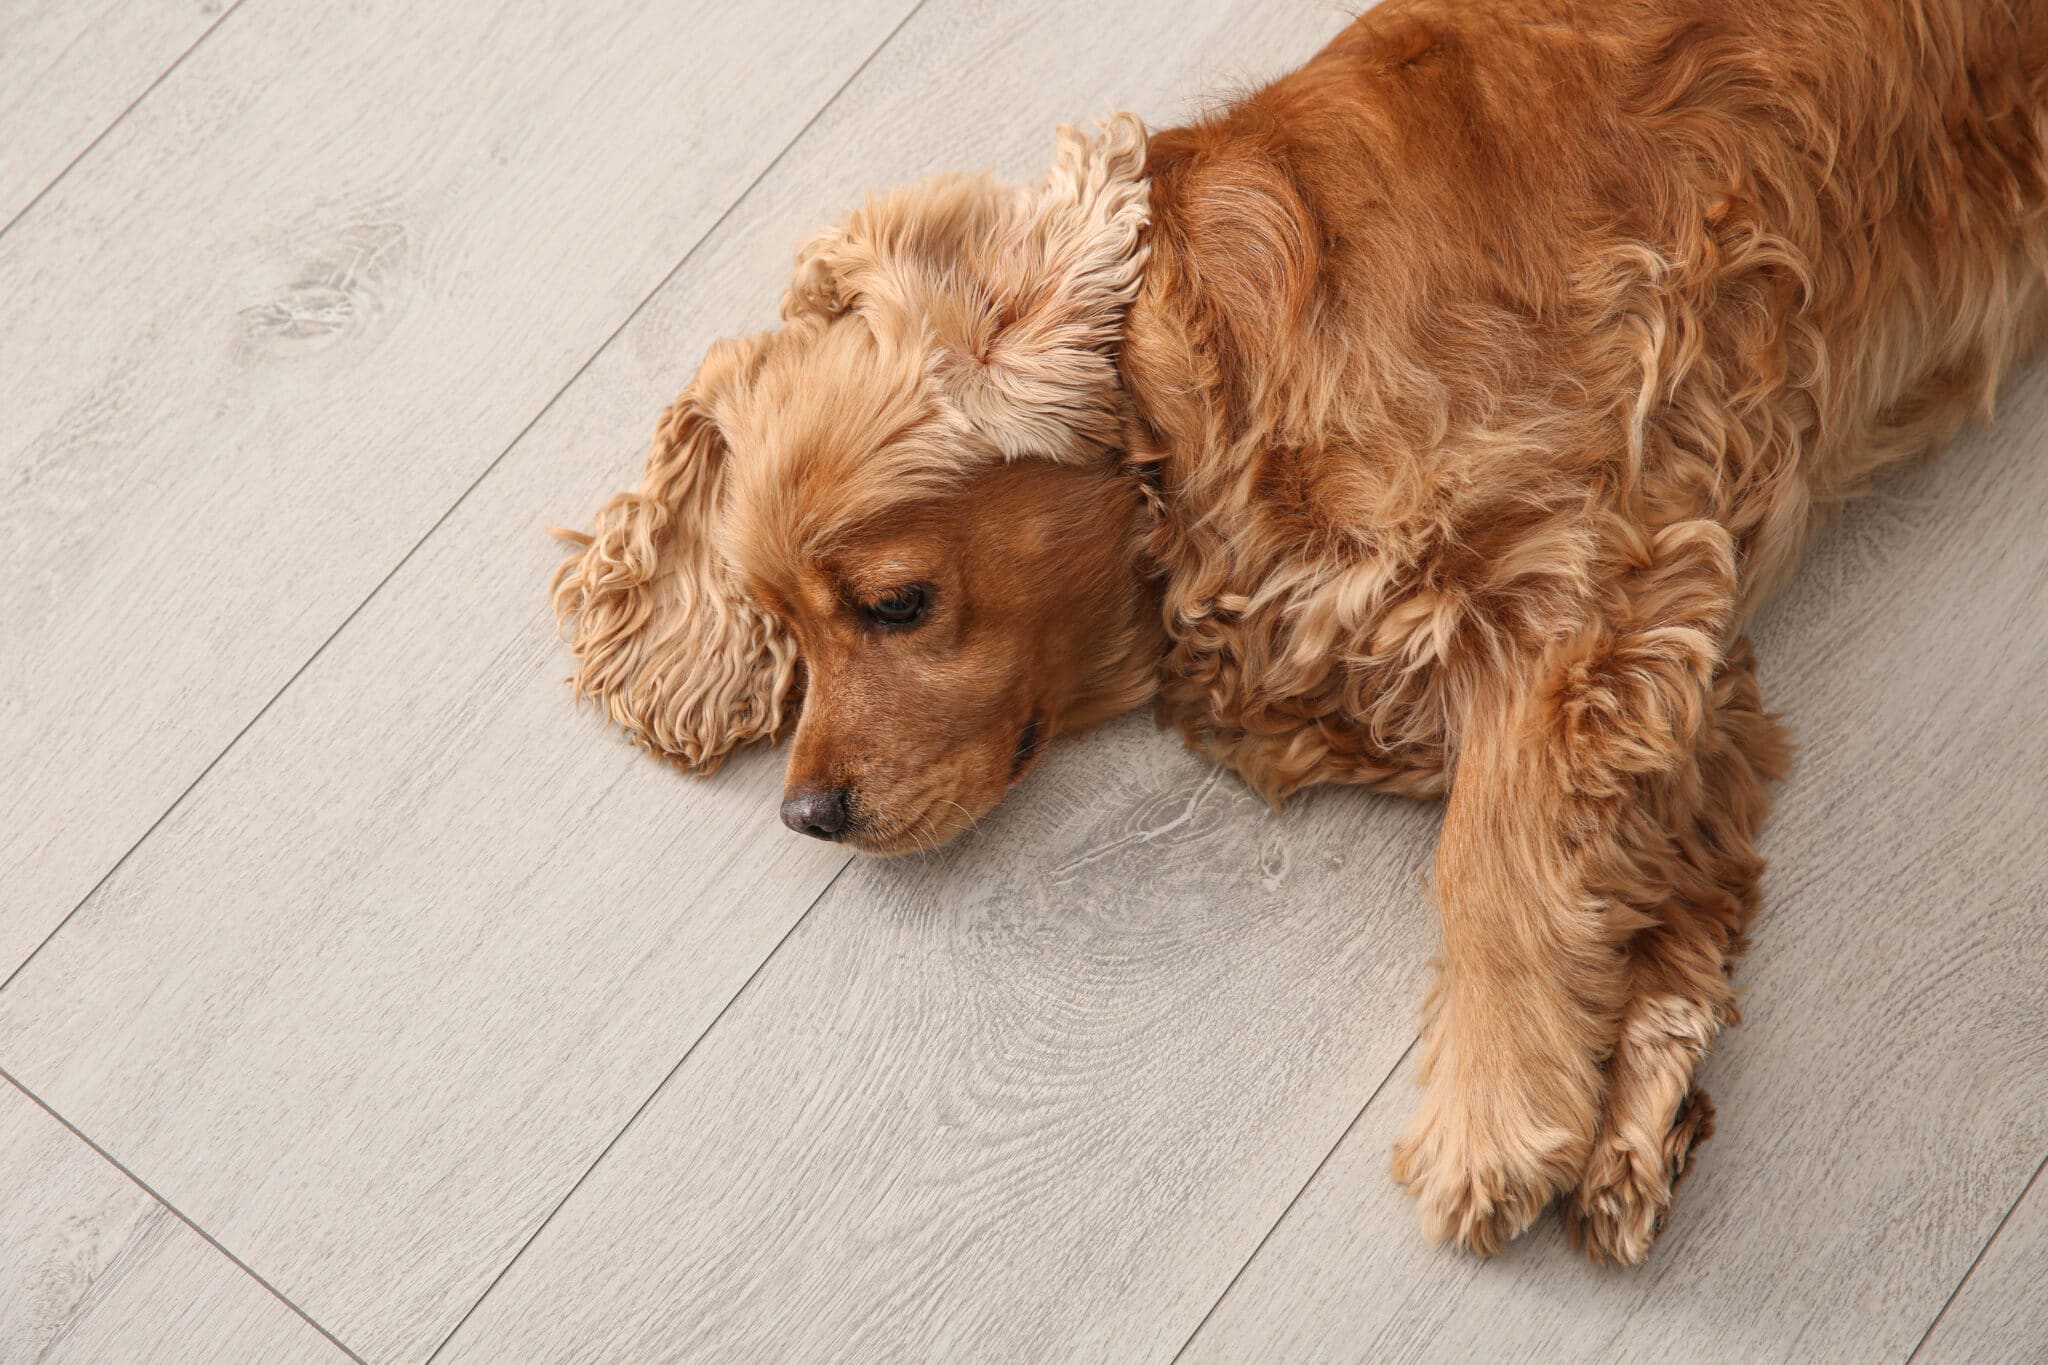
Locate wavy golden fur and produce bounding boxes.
[551,0,2048,1263]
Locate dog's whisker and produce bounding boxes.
[939,798,979,835]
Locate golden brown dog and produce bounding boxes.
[551,0,2048,1264]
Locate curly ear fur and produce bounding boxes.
[550,333,798,773]
[961,111,1152,458]
[779,171,1019,323]
[781,112,1152,461]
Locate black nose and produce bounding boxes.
[781,787,850,841]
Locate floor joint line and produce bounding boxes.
[1904,1148,2046,1361]
[0,1067,368,1364]
[422,853,858,1360]
[1169,1033,1423,1363]
[0,0,248,244]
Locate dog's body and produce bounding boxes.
[554,0,2048,1264]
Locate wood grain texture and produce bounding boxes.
[0,0,914,978]
[1916,1165,2048,1365]
[0,1079,348,1364]
[0,0,227,228]
[1181,371,2048,1365]
[437,713,1438,1363]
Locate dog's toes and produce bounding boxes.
[1566,1087,1716,1266]
[1391,1108,1584,1257]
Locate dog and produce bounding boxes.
[549,0,2048,1264]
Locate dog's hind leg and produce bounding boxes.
[1565,639,1789,1265]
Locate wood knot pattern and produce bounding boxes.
[236,220,406,357]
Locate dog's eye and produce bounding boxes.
[863,585,928,627]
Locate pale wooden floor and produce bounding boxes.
[2,1,2043,1360]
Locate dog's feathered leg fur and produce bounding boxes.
[1567,638,1790,1264]
[1393,519,1741,1252]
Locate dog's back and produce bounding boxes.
[1126,0,2048,612]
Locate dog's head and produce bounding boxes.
[552,115,1163,853]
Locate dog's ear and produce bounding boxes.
[954,111,1151,460]
[780,171,1019,323]
[550,332,798,773]
[782,113,1151,461]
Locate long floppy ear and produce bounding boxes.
[782,113,1151,460]
[955,110,1151,459]
[549,333,797,773]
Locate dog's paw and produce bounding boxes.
[1565,1087,1715,1266]
[1390,1098,1587,1257]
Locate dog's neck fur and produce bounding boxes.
[1053,419,1171,740]
[1102,136,1461,803]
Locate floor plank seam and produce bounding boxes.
[0,0,249,244]
[0,0,930,1006]
[0,1066,368,1364]
[1903,1148,2048,1361]
[420,853,856,1361]
[1168,1033,1423,1364]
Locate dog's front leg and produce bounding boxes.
[1392,522,1739,1256]
[1565,637,1791,1264]
[1389,664,1641,1254]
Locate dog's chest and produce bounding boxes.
[1143,473,1453,803]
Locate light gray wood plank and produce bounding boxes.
[1181,376,2048,1364]
[436,714,1438,1363]
[0,1079,350,1364]
[1916,1163,2048,1365]
[0,0,916,978]
[0,3,1379,1362]
[1,1077,160,1362]
[0,0,227,228]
